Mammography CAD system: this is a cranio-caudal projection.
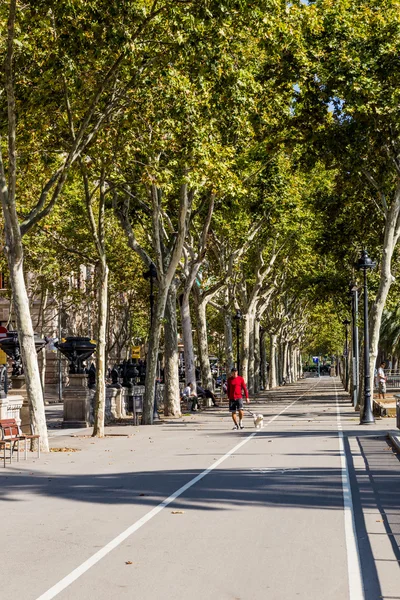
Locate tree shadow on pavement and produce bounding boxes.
[0,465,346,509]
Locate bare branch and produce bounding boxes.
[120,185,151,215]
[36,224,93,262]
[113,190,153,268]
[361,168,388,215]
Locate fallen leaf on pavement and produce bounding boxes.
[50,447,80,452]
[125,561,133,565]
[171,511,184,514]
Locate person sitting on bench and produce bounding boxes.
[181,382,200,411]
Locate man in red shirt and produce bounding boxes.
[227,368,249,430]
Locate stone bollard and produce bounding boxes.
[62,373,91,428]
[114,387,123,419]
[0,393,8,420]
[120,387,129,418]
[6,395,23,426]
[88,388,96,425]
[8,375,29,431]
[105,387,118,423]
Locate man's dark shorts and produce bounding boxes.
[229,399,243,412]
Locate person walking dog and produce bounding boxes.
[227,368,249,429]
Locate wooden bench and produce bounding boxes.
[0,418,40,465]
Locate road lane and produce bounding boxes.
[1,377,398,599]
[43,378,353,600]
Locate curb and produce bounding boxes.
[388,431,400,453]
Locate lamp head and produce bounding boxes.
[356,249,376,271]
[143,262,158,281]
[349,282,358,294]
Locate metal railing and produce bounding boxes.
[382,369,400,389]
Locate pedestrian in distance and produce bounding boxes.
[377,362,387,400]
[227,367,249,430]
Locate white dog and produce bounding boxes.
[253,413,264,429]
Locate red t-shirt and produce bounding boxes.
[227,376,248,400]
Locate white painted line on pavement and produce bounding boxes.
[36,382,317,600]
[334,381,365,600]
[35,433,255,600]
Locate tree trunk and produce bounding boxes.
[143,284,169,423]
[119,184,192,423]
[288,344,293,383]
[180,293,196,391]
[194,294,213,390]
[39,288,49,394]
[93,261,108,437]
[248,313,255,393]
[11,257,49,449]
[283,342,289,383]
[367,183,400,394]
[224,306,233,373]
[290,344,295,383]
[164,281,181,417]
[369,258,396,395]
[241,313,250,382]
[277,341,283,385]
[260,331,267,390]
[269,334,278,389]
[253,319,260,394]
[1,205,49,450]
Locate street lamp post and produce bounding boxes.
[342,319,351,391]
[233,309,242,375]
[349,283,360,408]
[143,263,158,421]
[356,249,376,425]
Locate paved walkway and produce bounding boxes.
[1,377,399,599]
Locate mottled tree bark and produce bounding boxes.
[163,281,181,416]
[93,260,108,437]
[269,334,278,389]
[253,319,260,394]
[224,305,234,373]
[194,293,214,390]
[180,292,196,390]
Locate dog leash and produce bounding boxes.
[245,409,257,418]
